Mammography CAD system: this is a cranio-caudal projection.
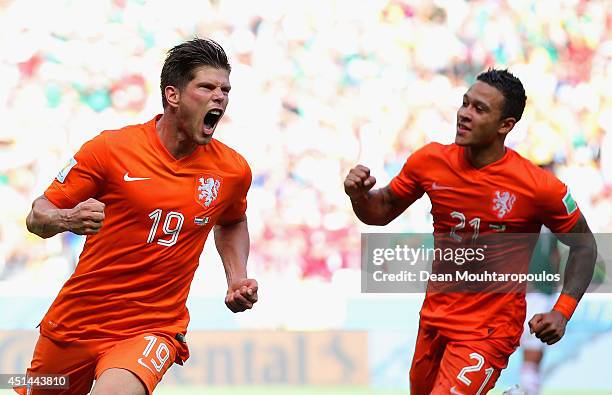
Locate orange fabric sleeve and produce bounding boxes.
[536,171,581,233]
[44,133,108,208]
[388,143,431,203]
[217,155,252,225]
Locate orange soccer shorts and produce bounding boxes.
[15,333,176,395]
[410,325,517,395]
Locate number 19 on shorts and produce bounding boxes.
[138,336,170,374]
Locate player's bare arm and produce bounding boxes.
[529,213,596,345]
[344,165,410,225]
[214,217,258,313]
[555,213,597,300]
[26,195,105,239]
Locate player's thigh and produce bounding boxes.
[91,368,146,395]
[409,326,447,395]
[431,338,513,395]
[15,334,97,395]
[94,333,177,395]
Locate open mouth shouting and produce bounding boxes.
[203,108,223,135]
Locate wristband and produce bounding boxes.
[552,294,578,320]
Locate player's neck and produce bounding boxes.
[464,144,506,169]
[156,114,198,160]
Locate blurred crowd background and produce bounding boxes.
[1,0,611,292]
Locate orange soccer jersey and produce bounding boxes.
[40,115,251,363]
[389,142,580,344]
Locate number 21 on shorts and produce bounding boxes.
[456,352,495,395]
[138,335,170,373]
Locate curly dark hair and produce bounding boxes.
[477,68,527,122]
[160,38,231,108]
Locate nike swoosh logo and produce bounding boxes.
[137,357,154,373]
[431,182,454,190]
[124,173,151,182]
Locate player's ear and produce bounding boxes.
[498,117,516,137]
[165,86,180,108]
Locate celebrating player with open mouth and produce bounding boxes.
[20,38,258,395]
[344,69,597,395]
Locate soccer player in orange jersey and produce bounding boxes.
[344,69,597,394]
[20,38,258,395]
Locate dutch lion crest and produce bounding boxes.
[196,176,221,208]
[492,191,516,218]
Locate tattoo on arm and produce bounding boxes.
[380,186,410,223]
[555,214,597,301]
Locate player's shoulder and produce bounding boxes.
[502,149,572,204]
[411,141,456,157]
[209,139,250,174]
[98,118,151,144]
[410,142,460,163]
[80,119,153,161]
[422,141,450,152]
[505,148,557,184]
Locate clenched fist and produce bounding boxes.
[67,198,106,235]
[225,278,258,313]
[344,165,377,200]
[528,310,567,345]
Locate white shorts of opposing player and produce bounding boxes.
[503,384,527,395]
[520,292,556,395]
[521,293,556,350]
